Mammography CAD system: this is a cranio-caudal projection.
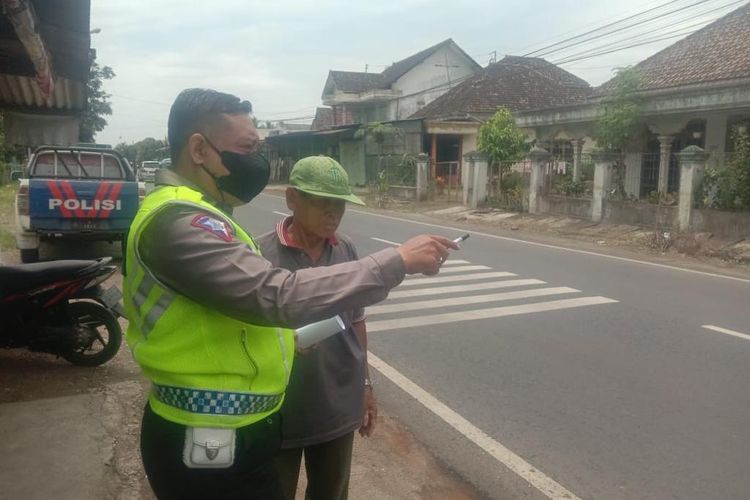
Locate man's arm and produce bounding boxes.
[138,206,454,328]
[353,319,377,437]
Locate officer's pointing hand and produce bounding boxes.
[397,235,458,276]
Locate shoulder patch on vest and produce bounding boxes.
[190,213,234,242]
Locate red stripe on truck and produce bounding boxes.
[60,181,86,218]
[88,182,110,218]
[47,181,72,218]
[100,182,123,219]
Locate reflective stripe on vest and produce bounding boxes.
[153,384,283,416]
[127,265,176,338]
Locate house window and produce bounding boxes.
[551,140,574,163]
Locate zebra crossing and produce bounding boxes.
[367,257,618,333]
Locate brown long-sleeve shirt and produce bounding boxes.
[138,170,405,329]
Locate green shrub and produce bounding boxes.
[698,133,750,210]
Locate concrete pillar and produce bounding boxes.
[416,153,429,202]
[571,138,584,182]
[591,151,620,222]
[430,135,438,179]
[527,146,551,214]
[676,145,709,231]
[462,153,474,207]
[657,135,674,194]
[462,151,488,208]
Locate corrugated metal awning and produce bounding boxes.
[0,73,84,110]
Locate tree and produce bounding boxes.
[354,121,402,169]
[595,67,642,199]
[701,127,750,211]
[596,67,642,153]
[79,61,115,143]
[477,107,529,188]
[115,137,168,165]
[354,122,403,207]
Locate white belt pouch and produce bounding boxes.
[183,427,236,469]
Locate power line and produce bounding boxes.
[549,12,726,65]
[522,0,688,56]
[111,94,171,106]
[552,30,700,65]
[547,0,744,62]
[110,92,318,118]
[509,0,672,54]
[552,0,745,64]
[526,0,713,58]
[259,106,318,118]
[261,115,316,122]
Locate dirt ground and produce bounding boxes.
[2,185,747,499]
[0,233,482,500]
[0,262,483,499]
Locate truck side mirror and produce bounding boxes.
[10,171,23,182]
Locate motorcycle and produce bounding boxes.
[0,257,125,367]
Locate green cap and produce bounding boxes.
[289,156,365,206]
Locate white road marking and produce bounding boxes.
[345,210,750,284]
[412,264,491,275]
[264,193,750,284]
[368,296,618,332]
[371,237,401,246]
[368,287,580,315]
[253,196,750,285]
[701,325,750,342]
[400,271,516,287]
[368,353,581,500]
[388,279,546,299]
[273,211,290,217]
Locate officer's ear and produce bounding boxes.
[187,133,210,167]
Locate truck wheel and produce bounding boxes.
[20,248,39,263]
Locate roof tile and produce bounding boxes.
[411,56,590,119]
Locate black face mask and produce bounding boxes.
[203,138,270,203]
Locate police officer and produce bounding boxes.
[123,88,456,500]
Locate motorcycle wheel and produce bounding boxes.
[62,301,123,367]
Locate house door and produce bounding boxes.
[429,135,461,184]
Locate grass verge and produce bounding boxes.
[0,184,17,252]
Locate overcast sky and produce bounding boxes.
[91,0,746,145]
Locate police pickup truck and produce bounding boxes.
[15,146,144,262]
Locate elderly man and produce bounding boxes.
[123,88,456,500]
[258,156,376,500]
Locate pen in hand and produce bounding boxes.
[453,233,470,245]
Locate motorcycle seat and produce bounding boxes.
[0,260,102,296]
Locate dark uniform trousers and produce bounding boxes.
[274,432,356,500]
[140,403,285,500]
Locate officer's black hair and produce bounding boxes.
[167,88,252,166]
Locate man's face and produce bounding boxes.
[194,113,260,206]
[287,188,346,240]
[206,113,259,157]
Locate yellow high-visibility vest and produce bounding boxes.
[124,184,294,428]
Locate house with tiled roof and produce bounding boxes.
[268,39,481,186]
[319,38,481,127]
[515,3,750,198]
[408,55,591,180]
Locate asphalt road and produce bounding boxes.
[239,193,750,500]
